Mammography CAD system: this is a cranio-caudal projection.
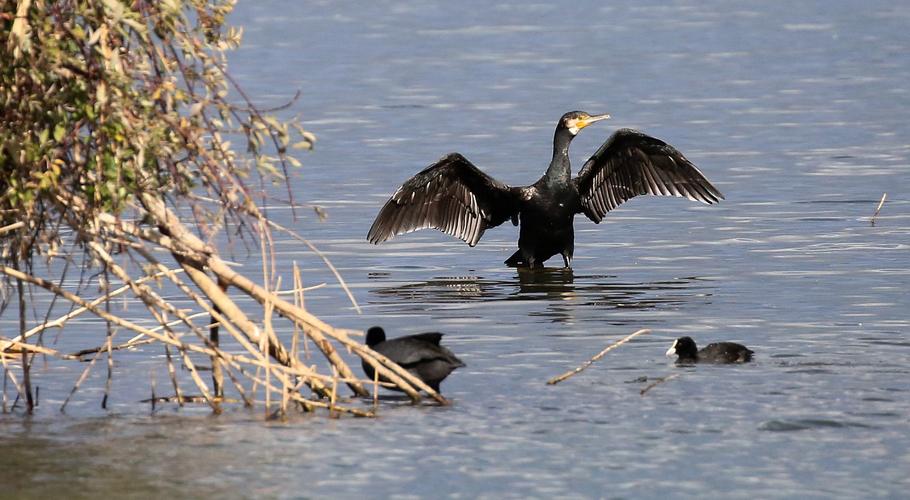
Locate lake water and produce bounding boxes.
[3,1,909,498]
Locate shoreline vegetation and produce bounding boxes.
[0,0,442,418]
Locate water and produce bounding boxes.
[3,1,910,498]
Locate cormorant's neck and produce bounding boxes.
[545,127,575,182]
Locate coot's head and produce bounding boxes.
[366,326,386,347]
[666,336,698,359]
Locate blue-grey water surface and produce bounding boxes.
[2,1,909,498]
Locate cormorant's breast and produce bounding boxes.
[520,181,579,229]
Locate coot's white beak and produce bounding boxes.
[665,339,678,357]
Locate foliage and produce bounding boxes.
[0,0,314,263]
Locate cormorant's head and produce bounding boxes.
[366,326,386,347]
[666,336,698,359]
[559,110,611,136]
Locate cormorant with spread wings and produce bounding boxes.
[367,111,723,268]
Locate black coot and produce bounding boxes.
[362,326,465,392]
[666,336,753,364]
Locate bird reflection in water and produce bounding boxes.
[368,270,713,323]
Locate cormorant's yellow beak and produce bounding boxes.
[577,113,611,129]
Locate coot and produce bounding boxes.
[666,336,753,364]
[362,326,465,392]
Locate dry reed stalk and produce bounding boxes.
[136,246,331,397]
[171,242,374,397]
[102,293,114,409]
[163,345,183,407]
[0,221,25,236]
[28,191,433,413]
[373,369,379,411]
[69,312,212,358]
[871,193,887,225]
[0,265,343,392]
[83,241,219,411]
[1,269,186,352]
[175,347,217,412]
[329,366,339,419]
[222,363,254,407]
[280,371,289,418]
[17,275,34,413]
[266,219,362,314]
[639,374,681,396]
[173,255,302,377]
[292,261,311,360]
[0,349,25,409]
[262,284,274,417]
[211,259,368,395]
[116,198,401,399]
[61,346,106,412]
[234,365,372,417]
[102,330,113,409]
[275,283,326,296]
[0,338,77,360]
[547,329,651,385]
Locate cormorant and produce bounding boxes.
[362,326,465,393]
[665,336,754,364]
[367,111,724,268]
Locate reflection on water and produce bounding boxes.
[368,269,714,324]
[369,269,712,304]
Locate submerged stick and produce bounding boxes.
[640,373,681,396]
[546,328,651,385]
[871,193,887,226]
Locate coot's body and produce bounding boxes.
[666,336,753,364]
[362,327,465,392]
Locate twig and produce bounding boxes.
[0,338,78,360]
[871,192,887,226]
[0,221,24,236]
[163,344,183,407]
[17,274,34,413]
[640,373,681,396]
[373,368,379,411]
[292,261,311,360]
[61,346,106,412]
[262,281,274,418]
[330,366,339,419]
[546,329,651,385]
[68,312,211,358]
[2,268,186,352]
[265,219,362,314]
[102,287,113,410]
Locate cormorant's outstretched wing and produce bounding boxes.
[367,153,520,246]
[574,129,724,223]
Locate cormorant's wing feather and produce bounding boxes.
[573,129,724,223]
[368,153,520,246]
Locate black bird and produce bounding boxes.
[665,336,753,364]
[367,111,724,268]
[362,326,465,393]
